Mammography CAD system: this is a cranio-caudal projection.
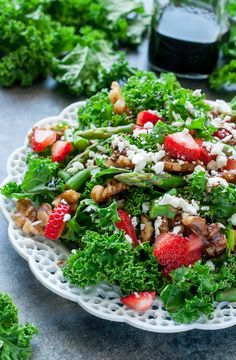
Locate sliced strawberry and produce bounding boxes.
[154,233,188,266]
[154,232,203,277]
[164,132,201,162]
[214,129,231,140]
[45,202,70,240]
[32,128,56,153]
[121,291,156,312]
[136,111,162,126]
[51,140,72,162]
[224,158,236,170]
[195,138,216,165]
[115,209,138,246]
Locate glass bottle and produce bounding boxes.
[148,0,229,79]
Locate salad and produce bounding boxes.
[1,71,236,324]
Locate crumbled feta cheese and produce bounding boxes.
[142,202,150,214]
[201,206,209,211]
[172,111,181,121]
[214,100,232,114]
[185,117,192,126]
[152,162,164,174]
[61,199,68,205]
[133,127,148,138]
[215,154,227,169]
[159,194,199,215]
[84,205,98,213]
[131,217,138,228]
[154,216,162,237]
[144,121,154,129]
[71,249,77,254]
[192,89,202,97]
[194,165,206,172]
[151,150,166,163]
[211,117,222,129]
[63,214,71,222]
[171,226,182,234]
[132,152,149,172]
[124,234,133,244]
[185,101,195,114]
[207,177,228,189]
[207,160,217,171]
[230,213,236,226]
[140,223,145,231]
[67,161,84,174]
[206,260,215,271]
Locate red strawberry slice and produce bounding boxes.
[224,158,236,170]
[154,232,203,277]
[32,128,56,153]
[164,132,201,162]
[121,291,156,312]
[214,129,231,140]
[154,233,188,266]
[45,202,70,240]
[52,140,72,162]
[136,111,162,126]
[195,138,216,165]
[115,209,138,246]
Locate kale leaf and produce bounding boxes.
[53,39,134,96]
[0,292,38,360]
[63,231,162,293]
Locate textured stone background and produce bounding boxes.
[0,5,236,359]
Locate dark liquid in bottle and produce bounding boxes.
[149,5,220,78]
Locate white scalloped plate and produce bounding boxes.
[1,101,236,333]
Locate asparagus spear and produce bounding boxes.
[74,123,134,140]
[115,172,186,189]
[215,288,236,302]
[65,169,91,191]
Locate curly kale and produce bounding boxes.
[186,171,207,201]
[0,292,38,359]
[53,39,134,96]
[0,156,64,204]
[122,71,214,139]
[0,1,77,86]
[123,187,161,217]
[63,231,162,293]
[77,89,132,129]
[161,255,236,324]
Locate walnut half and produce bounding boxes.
[91,179,127,203]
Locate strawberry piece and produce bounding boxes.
[45,202,70,240]
[32,128,56,153]
[121,291,156,312]
[154,233,188,266]
[154,232,203,277]
[136,111,162,126]
[214,129,231,140]
[195,138,216,165]
[115,209,138,246]
[164,132,201,162]
[224,158,236,170]
[52,140,72,162]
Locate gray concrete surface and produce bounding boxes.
[0,37,236,360]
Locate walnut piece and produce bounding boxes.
[109,82,127,115]
[53,190,80,212]
[140,215,154,243]
[164,161,195,173]
[13,199,52,236]
[91,179,127,203]
[106,154,134,169]
[222,171,236,184]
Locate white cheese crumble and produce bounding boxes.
[144,121,154,129]
[214,100,232,114]
[206,260,215,271]
[67,161,84,174]
[207,177,228,189]
[230,213,236,226]
[154,216,162,237]
[140,223,145,231]
[171,226,182,234]
[159,194,199,215]
[131,217,138,228]
[142,202,150,214]
[152,162,165,174]
[124,234,133,244]
[194,165,206,172]
[192,89,202,97]
[63,214,71,222]
[185,101,195,114]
